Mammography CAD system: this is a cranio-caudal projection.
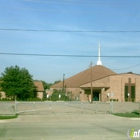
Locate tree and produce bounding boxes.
[41,81,52,90]
[54,80,61,84]
[1,65,36,100]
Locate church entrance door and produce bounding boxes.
[93,92,99,101]
[125,78,135,102]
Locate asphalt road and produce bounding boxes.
[0,113,140,140]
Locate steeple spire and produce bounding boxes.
[97,43,102,65]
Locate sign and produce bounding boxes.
[59,94,61,99]
[47,94,49,98]
[107,93,110,97]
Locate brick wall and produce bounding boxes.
[0,91,6,99]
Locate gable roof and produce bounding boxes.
[119,72,140,76]
[51,65,117,88]
[34,81,44,92]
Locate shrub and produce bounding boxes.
[125,98,128,102]
[110,99,118,102]
[47,89,71,101]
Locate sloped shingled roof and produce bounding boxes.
[34,81,44,92]
[51,65,117,88]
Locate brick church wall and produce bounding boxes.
[109,74,140,102]
[136,78,140,102]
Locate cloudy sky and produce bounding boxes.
[0,0,140,83]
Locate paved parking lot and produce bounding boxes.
[0,101,15,115]
[0,101,140,140]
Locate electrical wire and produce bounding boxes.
[21,0,140,7]
[0,6,139,15]
[0,53,140,72]
[0,52,140,58]
[1,52,140,71]
[1,28,140,33]
[111,63,140,70]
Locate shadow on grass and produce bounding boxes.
[0,114,18,119]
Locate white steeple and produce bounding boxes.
[97,43,102,65]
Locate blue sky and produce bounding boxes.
[0,0,140,83]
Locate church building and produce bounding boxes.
[51,45,140,102]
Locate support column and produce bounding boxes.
[101,88,105,102]
[128,78,131,101]
[121,77,123,102]
[99,90,102,102]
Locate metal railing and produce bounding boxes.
[15,100,52,114]
[14,100,113,114]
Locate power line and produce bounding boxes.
[0,6,139,15]
[112,63,140,70]
[1,28,140,33]
[1,52,140,72]
[21,0,140,7]
[0,52,140,58]
[0,20,42,25]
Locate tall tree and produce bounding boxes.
[1,65,36,100]
[41,81,52,89]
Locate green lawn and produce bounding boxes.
[113,111,140,117]
[0,114,18,119]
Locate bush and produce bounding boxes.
[17,98,42,101]
[0,98,13,101]
[49,90,70,101]
[110,99,118,102]
[125,98,128,102]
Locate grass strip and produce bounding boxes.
[0,114,18,119]
[113,111,140,118]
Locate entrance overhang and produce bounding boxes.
[81,87,110,90]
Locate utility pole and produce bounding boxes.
[90,62,93,103]
[63,74,65,92]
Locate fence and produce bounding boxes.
[14,100,113,114]
[15,100,52,114]
[66,101,113,113]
